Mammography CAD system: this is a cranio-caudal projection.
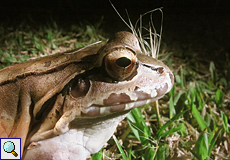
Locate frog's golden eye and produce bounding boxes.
[104,48,137,80]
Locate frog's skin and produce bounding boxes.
[0,31,174,160]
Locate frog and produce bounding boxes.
[0,31,174,160]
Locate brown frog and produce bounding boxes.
[0,31,174,160]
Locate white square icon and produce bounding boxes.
[0,138,21,160]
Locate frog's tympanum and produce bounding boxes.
[0,31,174,160]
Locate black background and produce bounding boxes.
[0,0,229,72]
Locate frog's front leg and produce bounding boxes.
[53,95,82,135]
[27,94,65,144]
[53,111,75,135]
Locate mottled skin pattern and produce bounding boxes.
[0,31,174,159]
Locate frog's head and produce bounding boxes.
[76,31,174,117]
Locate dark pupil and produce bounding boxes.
[116,57,131,67]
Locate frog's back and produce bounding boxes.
[0,46,101,85]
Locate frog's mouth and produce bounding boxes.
[81,82,169,117]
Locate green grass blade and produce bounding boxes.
[127,108,151,145]
[91,149,103,160]
[143,147,156,160]
[195,132,209,160]
[221,111,229,133]
[208,127,223,156]
[192,104,208,131]
[169,95,175,119]
[113,135,128,160]
[160,125,182,138]
[155,143,168,160]
[216,89,224,108]
[156,109,188,139]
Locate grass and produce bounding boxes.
[0,20,105,69]
[1,18,229,160]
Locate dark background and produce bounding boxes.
[0,0,229,75]
[0,0,228,26]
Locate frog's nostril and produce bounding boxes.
[157,67,164,74]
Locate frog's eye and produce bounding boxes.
[104,49,137,80]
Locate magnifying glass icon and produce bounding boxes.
[3,141,18,157]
